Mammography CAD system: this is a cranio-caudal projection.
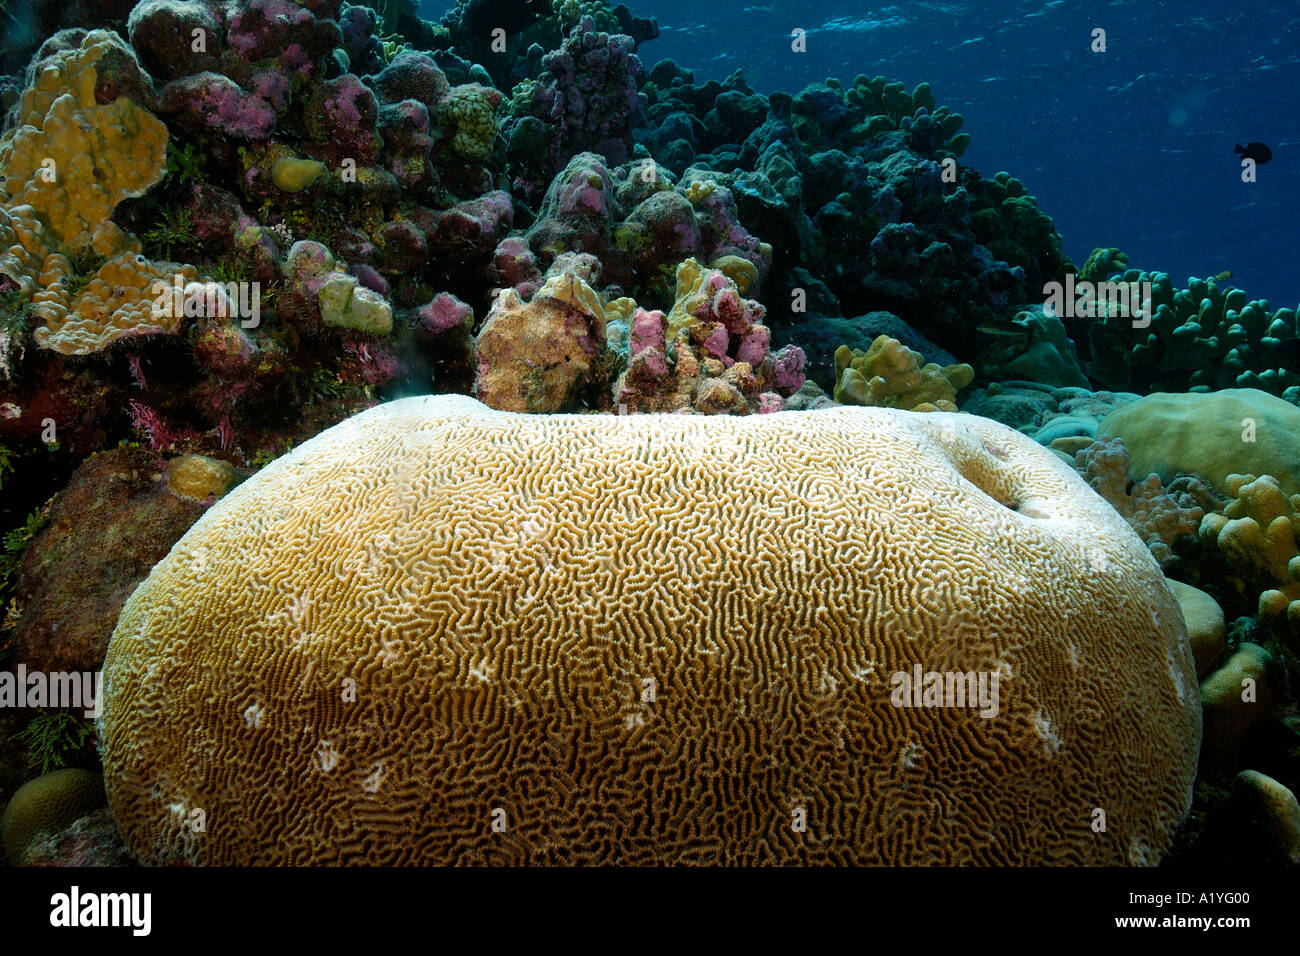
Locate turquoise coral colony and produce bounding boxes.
[0,0,1294,869]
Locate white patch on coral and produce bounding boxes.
[469,659,494,683]
[316,739,338,772]
[1167,649,1189,703]
[243,701,265,729]
[362,760,386,794]
[289,592,311,624]
[899,740,923,770]
[1032,710,1062,755]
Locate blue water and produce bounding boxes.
[430,0,1299,310]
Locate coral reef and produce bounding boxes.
[1229,771,1300,865]
[959,381,1139,447]
[0,0,1293,872]
[636,68,1067,360]
[474,251,612,412]
[503,16,646,202]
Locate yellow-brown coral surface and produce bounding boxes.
[100,395,1200,865]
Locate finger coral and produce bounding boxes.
[100,394,1200,865]
[1200,474,1300,649]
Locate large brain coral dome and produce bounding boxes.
[100,395,1200,865]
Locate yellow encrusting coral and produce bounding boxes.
[0,31,168,251]
[166,454,237,501]
[271,157,327,193]
[0,31,179,353]
[0,204,55,297]
[31,254,199,355]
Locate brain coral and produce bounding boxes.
[100,395,1200,865]
[2,769,105,865]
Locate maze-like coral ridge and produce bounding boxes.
[100,395,1200,865]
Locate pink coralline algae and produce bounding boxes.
[418,292,474,333]
[414,191,515,262]
[159,72,278,140]
[487,236,543,298]
[227,0,339,67]
[318,73,380,165]
[616,261,805,415]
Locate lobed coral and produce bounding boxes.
[1201,474,1300,649]
[833,334,973,411]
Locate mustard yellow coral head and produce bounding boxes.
[1,31,167,250]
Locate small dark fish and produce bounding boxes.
[1234,142,1273,164]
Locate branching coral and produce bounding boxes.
[1201,474,1300,648]
[1086,262,1300,397]
[1074,435,1219,570]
